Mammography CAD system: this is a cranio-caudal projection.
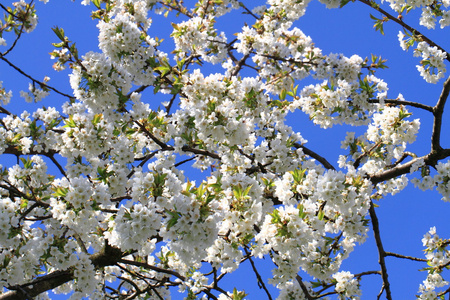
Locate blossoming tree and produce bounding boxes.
[0,0,450,299]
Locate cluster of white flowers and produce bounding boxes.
[235,22,320,94]
[57,110,111,159]
[97,4,157,86]
[277,280,310,300]
[176,70,262,152]
[255,167,371,286]
[418,6,450,29]
[0,81,12,105]
[417,227,450,299]
[106,202,159,255]
[292,58,388,128]
[20,82,50,103]
[414,42,447,83]
[367,106,420,159]
[50,48,71,71]
[339,106,420,184]
[2,111,35,154]
[333,271,362,299]
[266,0,312,20]
[70,51,130,115]
[172,16,228,64]
[381,0,450,29]
[412,160,450,201]
[12,0,38,33]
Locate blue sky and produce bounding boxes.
[1,0,450,299]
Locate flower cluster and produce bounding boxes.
[414,42,447,83]
[418,227,450,299]
[412,160,450,201]
[172,16,228,64]
[20,81,50,103]
[0,81,12,106]
[333,271,362,299]
[97,5,157,86]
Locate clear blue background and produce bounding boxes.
[1,0,449,298]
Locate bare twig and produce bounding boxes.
[239,2,260,19]
[117,259,186,281]
[369,201,392,300]
[385,252,427,262]
[0,54,74,99]
[368,98,434,112]
[294,142,336,170]
[244,248,273,300]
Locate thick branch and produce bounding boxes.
[370,149,450,184]
[295,275,315,300]
[3,145,57,157]
[0,270,74,300]
[0,243,124,300]
[431,76,450,151]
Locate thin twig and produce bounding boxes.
[385,252,427,262]
[174,156,196,167]
[239,2,260,19]
[358,0,450,61]
[244,248,273,300]
[117,259,186,281]
[369,201,392,300]
[0,54,74,99]
[294,142,336,170]
[368,98,434,112]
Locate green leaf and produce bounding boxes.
[280,88,287,101]
[53,187,68,197]
[64,115,77,128]
[20,198,28,209]
[92,0,101,9]
[318,209,325,221]
[51,42,65,48]
[92,114,102,126]
[232,288,248,300]
[52,26,65,41]
[270,209,281,224]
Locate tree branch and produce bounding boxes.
[294,142,336,170]
[369,201,392,300]
[244,248,273,300]
[0,242,125,299]
[370,149,450,184]
[117,259,186,281]
[431,76,450,151]
[358,0,450,61]
[0,54,74,99]
[0,270,74,300]
[295,275,315,300]
[368,98,434,112]
[385,252,427,262]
